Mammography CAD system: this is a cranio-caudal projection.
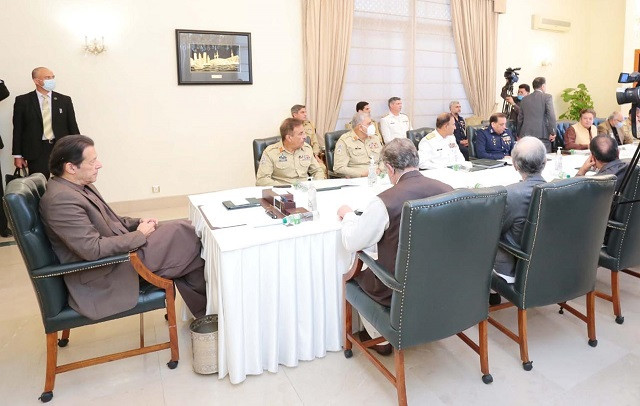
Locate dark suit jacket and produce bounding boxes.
[494,174,546,277]
[40,177,145,320]
[12,90,80,160]
[0,80,9,149]
[517,90,556,141]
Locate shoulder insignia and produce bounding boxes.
[426,133,436,140]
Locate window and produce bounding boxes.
[337,0,469,131]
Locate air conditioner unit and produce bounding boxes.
[531,15,571,33]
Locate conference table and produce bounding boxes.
[187,144,638,384]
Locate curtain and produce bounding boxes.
[302,0,354,147]
[451,0,498,119]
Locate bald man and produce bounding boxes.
[12,66,80,178]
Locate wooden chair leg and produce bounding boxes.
[586,291,598,347]
[344,300,353,352]
[165,285,179,367]
[478,320,493,383]
[394,349,407,406]
[139,313,145,348]
[611,271,624,324]
[517,309,532,371]
[40,332,58,402]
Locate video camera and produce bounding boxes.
[504,67,521,84]
[616,72,640,104]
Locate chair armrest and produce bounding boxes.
[31,253,130,279]
[607,219,626,231]
[498,240,530,262]
[359,251,402,292]
[343,255,364,282]
[130,251,173,290]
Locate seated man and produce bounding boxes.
[450,100,469,161]
[346,101,384,144]
[475,112,515,160]
[576,134,628,190]
[40,135,207,320]
[338,138,453,353]
[256,117,326,186]
[418,112,465,169]
[597,111,633,146]
[291,104,326,168]
[333,112,384,177]
[494,136,547,286]
[564,108,598,150]
[379,97,412,144]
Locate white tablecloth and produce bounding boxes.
[188,179,384,384]
[188,145,638,384]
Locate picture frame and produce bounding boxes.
[175,29,253,85]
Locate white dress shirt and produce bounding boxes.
[418,129,465,169]
[341,197,389,253]
[379,113,412,144]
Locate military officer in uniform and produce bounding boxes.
[345,101,384,145]
[475,112,514,160]
[418,112,465,169]
[379,97,412,144]
[450,100,469,160]
[333,112,384,178]
[256,117,326,186]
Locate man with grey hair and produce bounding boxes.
[333,112,384,177]
[338,138,453,353]
[379,97,412,144]
[597,111,633,145]
[493,136,547,288]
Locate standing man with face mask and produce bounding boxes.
[12,67,80,178]
[501,83,530,124]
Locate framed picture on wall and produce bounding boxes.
[175,29,252,85]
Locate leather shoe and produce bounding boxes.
[359,330,393,356]
[489,293,502,306]
[0,228,11,238]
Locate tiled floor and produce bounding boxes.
[1,204,640,405]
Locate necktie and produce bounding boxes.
[42,94,54,141]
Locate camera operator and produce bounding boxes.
[501,83,530,123]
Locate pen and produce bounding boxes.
[213,223,246,230]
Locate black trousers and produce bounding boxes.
[26,140,55,179]
[0,164,7,234]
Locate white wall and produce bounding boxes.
[496,0,629,120]
[0,0,303,202]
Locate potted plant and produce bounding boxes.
[559,83,594,121]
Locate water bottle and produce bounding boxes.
[555,147,563,178]
[368,156,377,187]
[306,177,317,211]
[282,211,319,226]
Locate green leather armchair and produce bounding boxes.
[596,164,640,324]
[324,129,349,178]
[489,176,616,371]
[252,135,280,175]
[3,174,180,403]
[406,127,434,149]
[344,187,507,406]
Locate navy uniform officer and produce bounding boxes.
[256,117,326,186]
[475,112,514,160]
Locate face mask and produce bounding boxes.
[366,124,376,136]
[616,121,624,129]
[517,95,524,101]
[42,79,56,92]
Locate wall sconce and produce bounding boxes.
[84,36,106,55]
[541,58,552,67]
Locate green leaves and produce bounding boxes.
[559,83,594,121]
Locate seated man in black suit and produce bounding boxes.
[12,66,80,178]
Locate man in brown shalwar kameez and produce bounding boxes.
[39,135,206,320]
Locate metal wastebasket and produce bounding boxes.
[189,314,218,374]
